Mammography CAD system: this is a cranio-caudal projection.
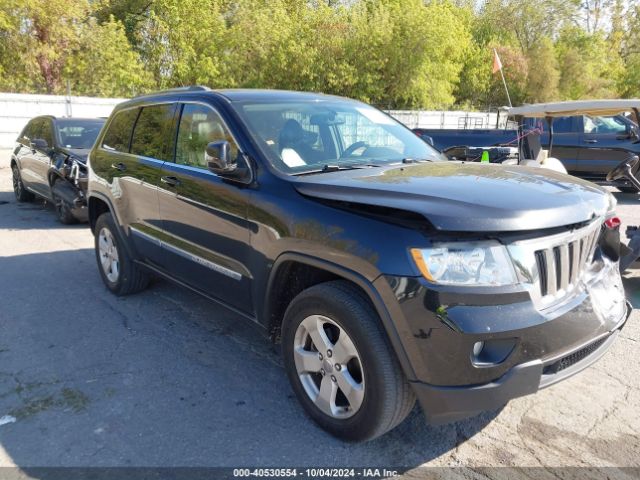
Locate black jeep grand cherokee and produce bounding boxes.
[87,87,629,441]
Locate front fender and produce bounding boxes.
[264,251,419,382]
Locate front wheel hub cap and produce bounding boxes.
[98,227,120,283]
[293,315,365,419]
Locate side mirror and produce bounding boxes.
[206,141,235,174]
[30,138,48,151]
[618,124,639,140]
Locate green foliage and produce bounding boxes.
[555,27,621,100]
[526,37,560,103]
[65,16,153,97]
[0,0,639,107]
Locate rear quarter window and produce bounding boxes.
[102,108,140,153]
[18,119,36,145]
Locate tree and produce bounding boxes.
[479,0,579,53]
[5,0,90,93]
[525,37,560,102]
[132,0,229,88]
[555,26,621,99]
[65,16,153,97]
[342,0,472,109]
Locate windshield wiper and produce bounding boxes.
[401,157,435,164]
[293,163,379,176]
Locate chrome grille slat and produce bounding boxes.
[568,241,578,284]
[559,243,570,290]
[543,248,557,295]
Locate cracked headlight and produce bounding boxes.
[410,241,518,286]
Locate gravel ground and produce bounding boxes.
[0,150,638,477]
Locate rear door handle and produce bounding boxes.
[584,139,598,144]
[111,162,126,171]
[160,175,181,187]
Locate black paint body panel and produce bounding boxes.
[87,89,627,425]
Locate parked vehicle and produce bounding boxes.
[415,100,640,192]
[87,87,629,442]
[414,128,516,151]
[606,154,640,271]
[10,116,106,223]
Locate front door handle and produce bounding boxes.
[161,175,181,187]
[584,139,598,144]
[111,162,126,171]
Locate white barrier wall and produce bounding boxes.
[387,109,512,130]
[0,93,125,148]
[0,92,509,148]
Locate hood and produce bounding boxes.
[293,162,611,232]
[58,147,89,163]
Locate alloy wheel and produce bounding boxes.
[98,227,120,283]
[12,167,22,198]
[293,315,365,419]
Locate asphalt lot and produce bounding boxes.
[0,149,639,475]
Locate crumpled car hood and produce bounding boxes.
[293,162,611,232]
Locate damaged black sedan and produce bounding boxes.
[11,116,105,223]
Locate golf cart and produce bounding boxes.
[432,100,640,189]
[435,103,569,173]
[507,100,640,187]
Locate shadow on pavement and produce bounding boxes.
[0,186,88,231]
[0,249,498,471]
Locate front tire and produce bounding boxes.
[52,180,77,224]
[12,164,34,202]
[94,212,149,296]
[282,281,415,442]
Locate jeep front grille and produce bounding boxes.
[533,227,600,298]
[508,219,602,309]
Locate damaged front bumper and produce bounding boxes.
[386,256,631,425]
[412,305,629,425]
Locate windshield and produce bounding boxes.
[56,119,105,149]
[234,100,446,173]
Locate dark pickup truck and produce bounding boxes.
[415,113,640,191]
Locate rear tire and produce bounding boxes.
[94,212,149,296]
[12,164,35,202]
[282,280,415,442]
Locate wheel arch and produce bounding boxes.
[264,252,417,380]
[88,195,111,233]
[88,192,141,262]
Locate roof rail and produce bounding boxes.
[135,85,211,98]
[162,85,211,93]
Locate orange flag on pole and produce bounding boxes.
[492,48,512,107]
[492,49,503,74]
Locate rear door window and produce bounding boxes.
[102,108,140,153]
[525,116,574,133]
[552,116,574,133]
[131,104,176,161]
